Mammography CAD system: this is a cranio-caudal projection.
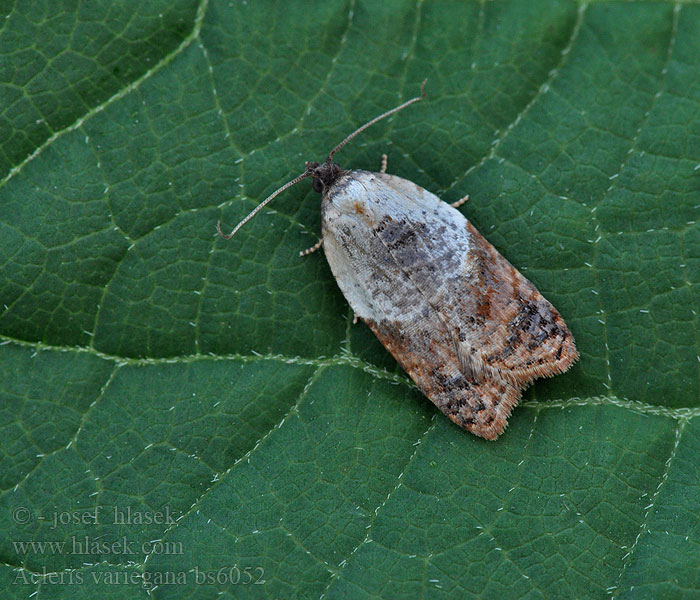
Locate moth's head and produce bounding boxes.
[305,160,345,194]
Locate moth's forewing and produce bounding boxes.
[455,221,578,385]
[321,171,577,440]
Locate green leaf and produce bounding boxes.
[1,0,699,598]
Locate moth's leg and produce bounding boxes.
[380,154,388,174]
[353,313,359,325]
[300,238,323,257]
[450,195,469,208]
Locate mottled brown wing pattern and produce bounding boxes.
[363,222,577,441]
[363,316,523,440]
[452,222,578,387]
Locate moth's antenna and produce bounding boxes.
[327,79,426,162]
[216,171,312,239]
[217,80,427,239]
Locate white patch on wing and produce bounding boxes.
[321,170,472,324]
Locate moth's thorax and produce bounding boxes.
[321,170,380,226]
[321,170,471,244]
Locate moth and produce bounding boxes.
[218,82,578,440]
